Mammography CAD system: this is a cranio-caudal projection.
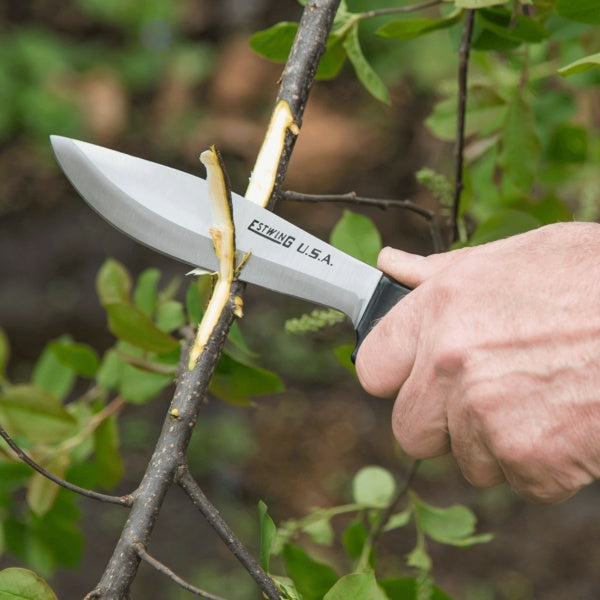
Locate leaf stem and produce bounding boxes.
[450,9,475,244]
[133,542,229,600]
[0,423,132,507]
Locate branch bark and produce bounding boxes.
[450,9,475,244]
[0,423,131,507]
[86,1,341,598]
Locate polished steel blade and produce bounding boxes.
[50,136,382,326]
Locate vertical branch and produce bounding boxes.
[265,0,342,210]
[450,9,475,244]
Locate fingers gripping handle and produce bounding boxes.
[351,274,412,363]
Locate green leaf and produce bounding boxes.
[105,303,180,354]
[96,258,131,306]
[93,415,123,489]
[0,385,76,443]
[352,466,396,508]
[0,329,9,378]
[518,196,572,225]
[303,517,335,546]
[376,13,462,41]
[97,349,122,391]
[410,491,493,546]
[455,0,504,7]
[27,454,69,517]
[133,268,161,316]
[258,500,277,572]
[406,543,432,571]
[559,51,600,76]
[0,567,57,600]
[186,276,211,324]
[546,124,588,163]
[475,8,549,45]
[249,22,296,62]
[323,572,388,600]
[210,352,284,405]
[226,321,257,359]
[49,340,100,378]
[332,344,356,374]
[0,462,31,494]
[380,577,453,600]
[383,509,411,532]
[330,210,382,267]
[342,518,368,559]
[32,343,75,400]
[500,88,540,193]
[468,209,541,245]
[343,24,391,105]
[155,300,186,333]
[96,348,174,403]
[283,544,338,600]
[426,85,506,141]
[315,33,347,80]
[30,491,83,570]
[119,363,173,405]
[556,0,600,24]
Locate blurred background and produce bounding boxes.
[0,1,598,598]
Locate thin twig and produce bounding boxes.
[57,396,125,455]
[133,543,229,600]
[357,460,420,571]
[117,351,178,375]
[267,0,343,210]
[280,190,445,253]
[361,0,443,19]
[280,190,434,217]
[0,424,132,507]
[176,466,281,600]
[450,9,475,244]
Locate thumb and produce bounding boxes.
[378,246,473,288]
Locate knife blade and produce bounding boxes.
[50,135,411,359]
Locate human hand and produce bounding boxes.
[356,222,600,502]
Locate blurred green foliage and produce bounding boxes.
[0,1,213,145]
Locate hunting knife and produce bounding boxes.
[50,136,411,360]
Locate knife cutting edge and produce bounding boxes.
[50,136,411,360]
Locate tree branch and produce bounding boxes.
[133,543,228,600]
[450,9,475,244]
[0,423,132,507]
[265,0,342,210]
[87,1,342,598]
[177,466,281,600]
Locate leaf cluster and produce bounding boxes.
[0,259,282,576]
[251,0,600,244]
[258,466,491,600]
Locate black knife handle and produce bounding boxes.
[351,274,412,363]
